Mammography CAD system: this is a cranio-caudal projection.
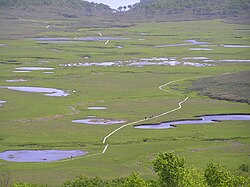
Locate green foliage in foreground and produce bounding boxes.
[12,152,249,187]
[205,162,248,187]
[153,152,206,187]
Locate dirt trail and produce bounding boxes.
[101,77,191,152]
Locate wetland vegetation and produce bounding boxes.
[0,0,249,186]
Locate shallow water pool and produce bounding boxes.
[0,86,69,97]
[0,150,87,162]
[72,118,126,125]
[134,114,250,129]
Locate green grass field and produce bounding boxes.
[0,19,250,186]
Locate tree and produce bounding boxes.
[153,152,206,187]
[123,6,127,11]
[13,183,47,187]
[123,172,148,187]
[118,6,123,12]
[63,176,105,187]
[205,162,248,187]
[128,5,132,9]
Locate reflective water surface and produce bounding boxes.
[0,150,87,162]
[0,86,69,97]
[134,114,250,129]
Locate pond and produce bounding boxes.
[72,118,126,125]
[0,150,87,162]
[189,48,214,51]
[0,100,6,107]
[60,62,115,67]
[185,40,207,45]
[6,79,27,83]
[15,67,54,71]
[223,44,250,48]
[34,37,129,42]
[0,86,69,97]
[218,60,250,63]
[134,114,250,129]
[43,72,54,74]
[87,106,107,110]
[155,40,207,48]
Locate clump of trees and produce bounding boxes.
[12,152,249,187]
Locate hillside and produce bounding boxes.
[127,0,250,23]
[0,0,111,19]
[132,0,250,16]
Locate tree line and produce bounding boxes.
[4,152,249,187]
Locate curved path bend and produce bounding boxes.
[101,77,193,153]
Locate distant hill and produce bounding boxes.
[131,0,250,16]
[0,0,112,18]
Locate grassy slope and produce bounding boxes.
[0,19,250,186]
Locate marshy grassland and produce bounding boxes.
[0,18,250,186]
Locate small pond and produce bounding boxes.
[218,60,250,63]
[223,44,250,48]
[155,40,207,48]
[183,57,209,60]
[189,48,213,51]
[116,45,124,49]
[60,62,115,67]
[43,72,54,74]
[6,79,27,83]
[0,150,87,162]
[185,40,207,45]
[0,100,6,107]
[134,114,250,129]
[34,37,129,42]
[72,118,126,125]
[87,106,107,110]
[0,86,69,97]
[15,67,54,71]
[77,37,129,41]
